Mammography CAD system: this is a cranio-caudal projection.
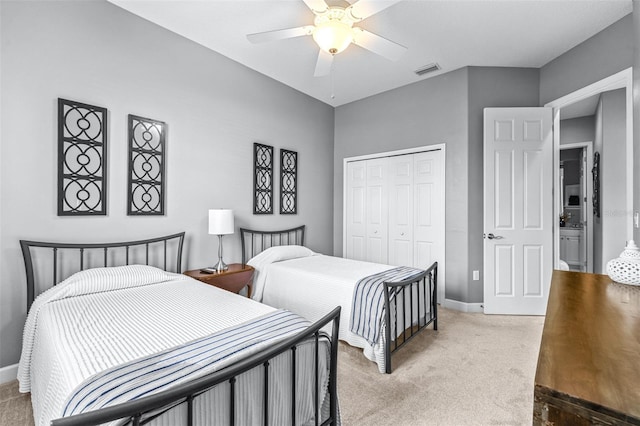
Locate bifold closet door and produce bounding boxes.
[413,151,443,269]
[345,158,389,264]
[345,161,367,261]
[388,155,413,266]
[387,151,443,268]
[365,158,388,264]
[345,149,444,302]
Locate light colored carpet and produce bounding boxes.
[338,307,545,425]
[0,379,33,426]
[0,307,543,426]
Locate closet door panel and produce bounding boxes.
[414,151,442,269]
[388,156,413,266]
[366,158,388,264]
[415,241,433,270]
[346,161,367,261]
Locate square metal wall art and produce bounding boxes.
[127,115,166,215]
[280,149,297,214]
[253,143,274,214]
[58,98,108,216]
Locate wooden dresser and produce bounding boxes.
[534,271,640,425]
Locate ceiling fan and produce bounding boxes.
[247,0,407,77]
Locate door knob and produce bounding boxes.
[486,233,504,240]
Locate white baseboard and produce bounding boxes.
[444,298,484,313]
[0,363,18,385]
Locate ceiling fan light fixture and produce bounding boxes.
[312,14,354,55]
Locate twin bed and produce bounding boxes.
[19,233,339,426]
[18,226,437,425]
[240,225,438,374]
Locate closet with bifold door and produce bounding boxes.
[344,148,445,276]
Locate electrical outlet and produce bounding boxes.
[473,270,480,281]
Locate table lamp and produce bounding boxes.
[209,209,234,272]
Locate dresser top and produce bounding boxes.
[535,271,640,420]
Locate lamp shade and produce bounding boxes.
[208,209,234,235]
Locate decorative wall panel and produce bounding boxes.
[592,151,600,218]
[253,143,273,214]
[280,149,297,214]
[58,98,108,216]
[127,115,166,215]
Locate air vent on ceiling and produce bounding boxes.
[414,63,441,76]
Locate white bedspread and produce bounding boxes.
[250,254,394,372]
[18,265,331,425]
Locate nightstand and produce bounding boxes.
[184,264,254,297]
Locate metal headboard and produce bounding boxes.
[240,225,305,264]
[20,232,185,310]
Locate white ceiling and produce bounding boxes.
[108,0,632,107]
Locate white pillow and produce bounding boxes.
[53,264,178,300]
[19,265,179,391]
[248,245,314,268]
[247,245,315,302]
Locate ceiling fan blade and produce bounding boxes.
[302,0,328,14]
[247,26,314,44]
[314,50,334,77]
[347,0,402,20]
[352,27,406,61]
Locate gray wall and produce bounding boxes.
[466,67,540,302]
[591,90,627,273]
[539,14,634,105]
[634,1,640,245]
[594,99,604,272]
[559,116,595,145]
[333,68,469,301]
[600,89,628,267]
[0,1,334,368]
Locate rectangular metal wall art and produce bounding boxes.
[58,98,108,216]
[253,143,274,214]
[280,149,297,214]
[592,151,600,218]
[127,115,166,215]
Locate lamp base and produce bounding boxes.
[213,259,228,273]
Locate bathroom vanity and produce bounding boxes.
[559,227,585,271]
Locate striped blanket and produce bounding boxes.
[62,310,310,417]
[350,266,424,345]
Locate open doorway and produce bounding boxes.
[547,68,633,274]
[559,142,593,272]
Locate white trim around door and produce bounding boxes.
[546,67,634,248]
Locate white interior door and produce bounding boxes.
[484,107,553,315]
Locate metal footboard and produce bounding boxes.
[51,306,341,426]
[383,261,438,374]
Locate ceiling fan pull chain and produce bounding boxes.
[330,63,335,99]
